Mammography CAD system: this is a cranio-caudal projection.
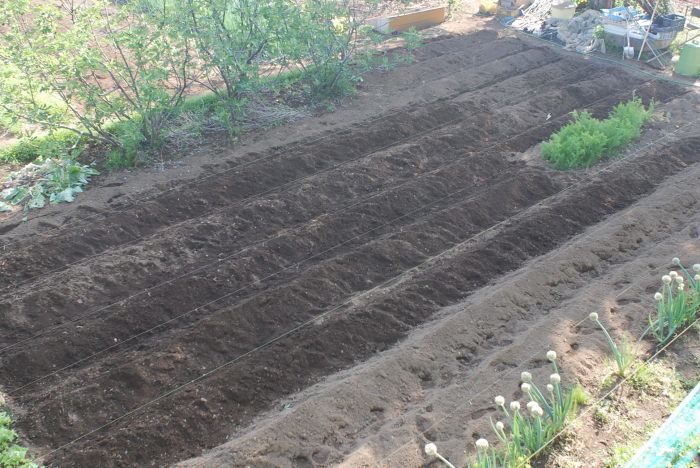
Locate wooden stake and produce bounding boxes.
[638,0,659,60]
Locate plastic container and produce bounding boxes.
[650,25,680,41]
[675,40,700,76]
[496,6,520,18]
[478,0,498,15]
[657,13,685,30]
[551,1,575,20]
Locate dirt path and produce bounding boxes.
[0,18,698,468]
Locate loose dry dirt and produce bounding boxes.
[0,13,699,468]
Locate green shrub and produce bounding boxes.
[0,131,81,165]
[541,96,654,170]
[1,0,422,168]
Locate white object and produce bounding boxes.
[551,1,575,20]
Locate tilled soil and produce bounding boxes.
[0,28,698,467]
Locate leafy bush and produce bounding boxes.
[0,0,420,167]
[541,96,654,170]
[0,0,199,154]
[0,131,81,165]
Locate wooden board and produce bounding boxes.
[368,6,446,34]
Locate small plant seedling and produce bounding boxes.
[588,313,636,377]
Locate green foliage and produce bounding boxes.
[589,313,637,377]
[605,441,640,468]
[541,95,655,170]
[643,261,700,346]
[0,0,423,167]
[0,411,37,468]
[0,0,197,154]
[467,353,585,466]
[1,156,99,210]
[0,131,81,165]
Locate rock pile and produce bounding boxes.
[549,9,603,52]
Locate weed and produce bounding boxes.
[593,401,611,425]
[588,313,636,377]
[628,360,684,401]
[541,95,655,170]
[605,441,640,468]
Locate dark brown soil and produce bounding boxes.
[0,23,698,468]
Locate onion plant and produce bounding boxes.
[588,312,636,376]
[642,259,700,346]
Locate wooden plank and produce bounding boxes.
[368,7,446,34]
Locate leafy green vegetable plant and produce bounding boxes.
[1,157,99,210]
[0,408,38,467]
[541,95,655,170]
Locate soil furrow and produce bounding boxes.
[0,38,537,284]
[6,167,560,391]
[25,134,700,467]
[0,59,627,343]
[0,71,670,375]
[179,156,700,468]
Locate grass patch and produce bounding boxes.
[541,95,655,170]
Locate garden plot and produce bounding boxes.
[0,28,698,467]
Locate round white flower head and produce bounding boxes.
[695,274,700,282]
[550,373,561,385]
[662,275,672,284]
[495,395,505,407]
[510,401,521,411]
[496,421,505,431]
[654,292,663,301]
[589,312,599,322]
[678,284,684,292]
[547,350,557,362]
[476,439,489,450]
[693,264,700,272]
[669,271,678,278]
[521,371,532,383]
[676,276,684,283]
[547,383,554,392]
[425,443,438,457]
[672,257,680,265]
[521,382,532,393]
[532,406,544,417]
[526,401,538,411]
